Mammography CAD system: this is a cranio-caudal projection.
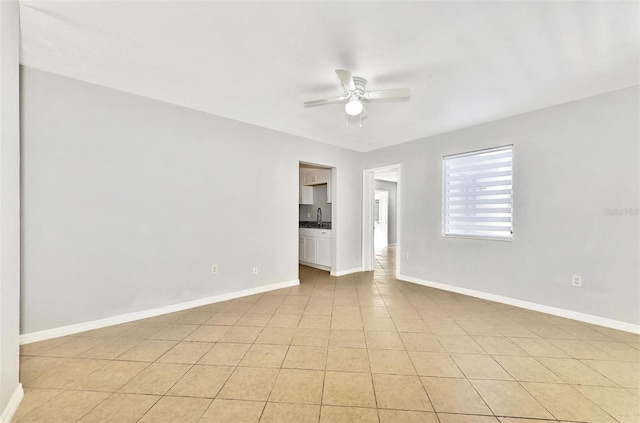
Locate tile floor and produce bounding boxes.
[14,246,640,422]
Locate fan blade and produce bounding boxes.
[364,87,411,100]
[304,96,346,107]
[335,69,356,91]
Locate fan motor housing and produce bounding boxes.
[351,76,367,96]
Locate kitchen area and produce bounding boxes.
[299,163,333,272]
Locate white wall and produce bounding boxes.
[364,87,640,326]
[374,180,397,244]
[0,0,22,419]
[21,67,362,334]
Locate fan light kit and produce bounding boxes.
[304,69,411,121]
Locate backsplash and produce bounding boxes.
[299,184,332,222]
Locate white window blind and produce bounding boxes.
[443,145,513,240]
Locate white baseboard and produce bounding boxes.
[331,267,363,277]
[398,274,640,334]
[299,261,331,272]
[0,383,23,423]
[20,279,300,345]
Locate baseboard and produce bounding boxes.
[398,274,640,334]
[331,267,363,277]
[0,383,23,423]
[20,279,300,345]
[300,261,331,272]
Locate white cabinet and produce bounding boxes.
[299,171,313,205]
[299,228,332,270]
[303,170,329,186]
[316,237,331,267]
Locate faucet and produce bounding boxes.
[317,208,322,227]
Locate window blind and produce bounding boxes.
[443,146,513,239]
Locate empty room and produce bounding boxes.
[0,1,638,422]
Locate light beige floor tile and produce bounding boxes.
[235,313,273,327]
[167,364,234,398]
[438,414,499,422]
[260,402,320,423]
[575,385,640,423]
[363,317,397,332]
[298,315,331,329]
[293,328,330,346]
[15,390,109,423]
[320,405,379,423]
[267,314,301,328]
[239,343,288,368]
[581,359,640,388]
[326,347,371,373]
[497,419,555,423]
[365,331,405,350]
[451,354,513,380]
[199,399,265,423]
[472,336,528,356]
[219,326,263,343]
[426,319,466,335]
[218,367,279,401]
[255,327,295,345]
[118,362,191,395]
[373,374,432,411]
[137,396,211,423]
[77,393,160,423]
[156,341,213,364]
[36,337,102,358]
[493,355,563,383]
[20,337,71,357]
[304,303,333,316]
[393,319,430,333]
[537,357,617,386]
[360,306,390,318]
[175,310,216,325]
[330,330,367,348]
[283,345,327,370]
[205,312,244,325]
[269,368,324,404]
[79,338,141,360]
[26,358,109,389]
[420,377,492,415]
[149,324,198,341]
[588,340,640,361]
[323,371,376,407]
[369,349,416,375]
[19,357,66,384]
[400,333,445,352]
[183,325,230,342]
[276,304,306,315]
[283,295,310,305]
[116,340,178,362]
[198,342,250,366]
[64,360,149,391]
[331,315,364,330]
[379,409,439,422]
[409,352,465,378]
[12,388,64,421]
[509,337,570,358]
[522,382,616,422]
[436,335,486,354]
[549,339,611,360]
[470,380,554,420]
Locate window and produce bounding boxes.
[443,145,513,240]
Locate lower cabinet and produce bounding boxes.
[299,229,332,270]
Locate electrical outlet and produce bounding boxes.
[211,264,218,275]
[403,252,409,261]
[252,266,258,275]
[572,275,582,287]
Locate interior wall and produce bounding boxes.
[20,67,362,334]
[0,0,21,416]
[364,87,640,325]
[374,180,397,244]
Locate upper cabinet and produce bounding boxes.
[303,170,329,186]
[299,171,313,205]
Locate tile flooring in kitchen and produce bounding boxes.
[13,246,640,422]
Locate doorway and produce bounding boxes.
[362,165,401,276]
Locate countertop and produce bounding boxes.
[299,221,332,229]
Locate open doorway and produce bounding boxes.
[362,165,400,276]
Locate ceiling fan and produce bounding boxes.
[304,69,411,118]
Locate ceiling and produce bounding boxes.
[19,1,639,152]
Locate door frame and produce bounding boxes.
[362,164,401,276]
